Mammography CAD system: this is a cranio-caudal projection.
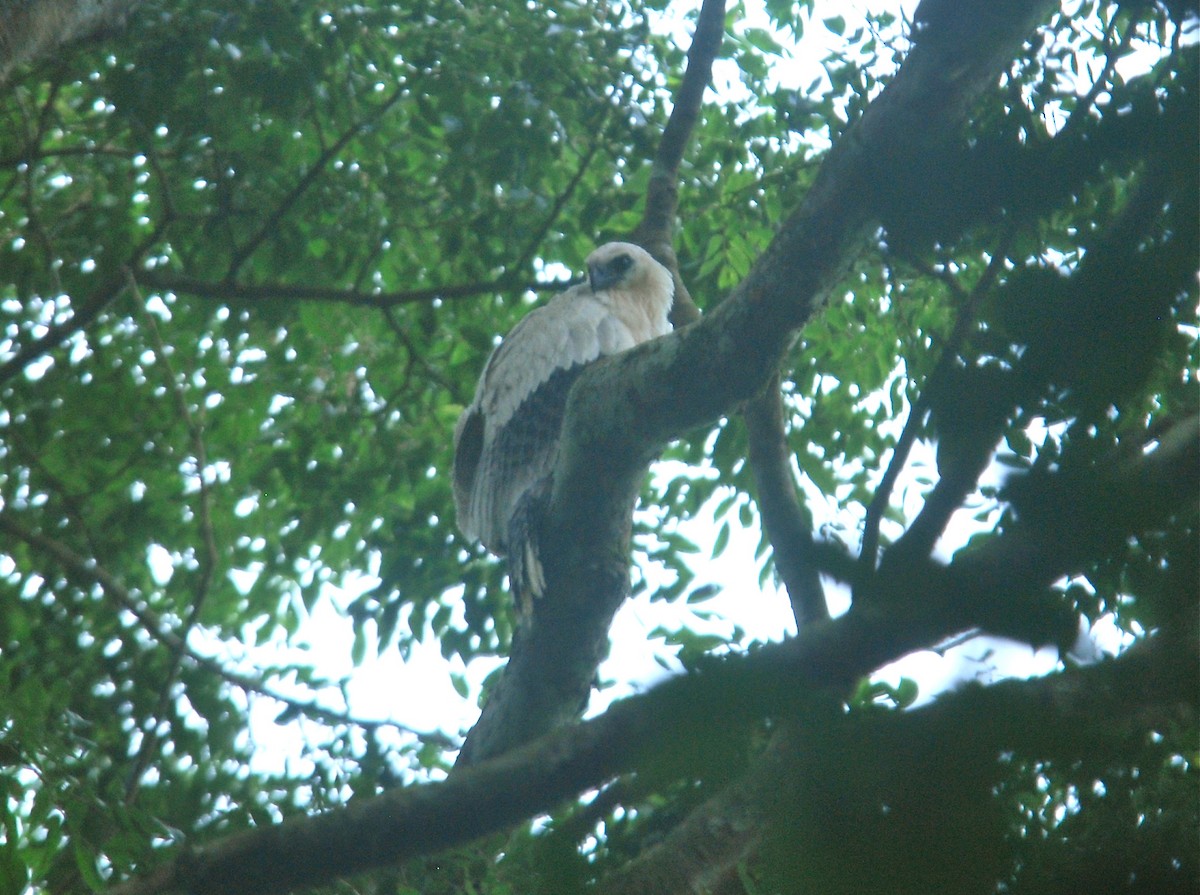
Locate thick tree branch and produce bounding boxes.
[605,412,1197,895]
[594,615,1198,895]
[631,0,726,325]
[0,0,140,83]
[110,630,1195,895]
[744,378,828,629]
[503,0,1057,765]
[565,0,1058,475]
[456,0,1058,771]
[110,472,1197,895]
[592,720,801,895]
[455,0,726,768]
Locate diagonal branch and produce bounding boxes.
[510,99,620,276]
[531,0,1058,759]
[631,0,726,324]
[455,0,1058,771]
[884,148,1194,572]
[744,377,828,629]
[859,230,1013,571]
[0,215,171,387]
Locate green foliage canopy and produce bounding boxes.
[0,0,1196,892]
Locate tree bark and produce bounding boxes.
[0,0,140,83]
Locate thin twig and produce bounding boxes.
[0,143,152,167]
[1061,14,1135,136]
[121,270,223,802]
[511,100,619,276]
[381,307,465,404]
[139,271,574,308]
[859,230,1014,571]
[0,173,174,387]
[0,273,127,387]
[4,425,101,557]
[224,84,406,280]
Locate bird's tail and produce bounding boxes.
[507,477,551,617]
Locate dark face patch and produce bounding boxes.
[608,253,632,276]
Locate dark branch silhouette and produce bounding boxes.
[139,271,574,309]
[631,0,727,324]
[885,153,1195,572]
[116,634,1195,895]
[107,409,1198,893]
[744,378,829,629]
[860,231,1012,571]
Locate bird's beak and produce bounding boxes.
[588,261,619,293]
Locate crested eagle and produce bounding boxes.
[453,242,675,608]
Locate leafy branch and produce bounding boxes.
[0,154,175,387]
[0,514,451,747]
[223,84,405,281]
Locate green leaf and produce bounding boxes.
[712,521,731,558]
[823,15,846,35]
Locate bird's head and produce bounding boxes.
[584,242,675,338]
[587,242,669,295]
